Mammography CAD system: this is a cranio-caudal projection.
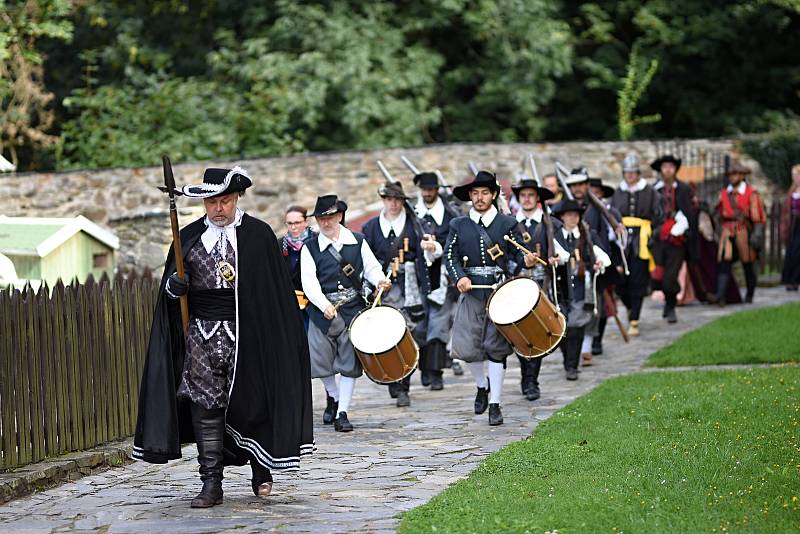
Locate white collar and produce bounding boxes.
[516,207,543,224]
[654,179,678,190]
[620,178,647,192]
[318,224,358,251]
[201,208,244,254]
[415,194,445,225]
[726,182,747,195]
[379,209,407,239]
[561,226,581,240]
[469,205,498,226]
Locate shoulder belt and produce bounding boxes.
[326,244,363,291]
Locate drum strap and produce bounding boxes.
[327,246,363,292]
[473,221,509,274]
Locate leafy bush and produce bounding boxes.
[741,114,800,190]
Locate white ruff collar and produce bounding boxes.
[201,208,244,254]
[469,205,498,226]
[726,182,747,195]
[415,194,445,225]
[379,209,407,239]
[620,178,647,193]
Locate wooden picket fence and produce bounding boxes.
[0,272,160,471]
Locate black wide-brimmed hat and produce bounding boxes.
[413,172,439,189]
[511,176,555,202]
[551,198,586,217]
[378,181,410,199]
[179,166,253,198]
[452,171,501,201]
[650,154,682,173]
[589,178,615,198]
[311,194,348,217]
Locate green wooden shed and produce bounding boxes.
[0,215,119,286]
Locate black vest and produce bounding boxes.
[303,232,366,332]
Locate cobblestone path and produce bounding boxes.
[0,288,796,533]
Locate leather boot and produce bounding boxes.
[488,403,504,426]
[251,461,273,497]
[387,382,400,399]
[430,371,444,391]
[474,387,489,414]
[322,395,338,425]
[190,404,225,508]
[715,273,730,306]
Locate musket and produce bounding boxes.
[159,155,189,335]
[555,161,629,275]
[604,287,629,343]
[529,154,559,308]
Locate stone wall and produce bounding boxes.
[0,139,770,273]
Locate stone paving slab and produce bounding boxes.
[0,288,796,533]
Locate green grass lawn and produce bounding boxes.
[645,302,800,367]
[398,368,800,534]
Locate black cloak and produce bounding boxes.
[133,214,315,470]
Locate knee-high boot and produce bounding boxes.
[715,272,731,305]
[190,403,225,508]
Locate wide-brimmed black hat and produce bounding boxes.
[589,178,615,198]
[378,181,410,199]
[310,194,348,217]
[452,171,500,201]
[413,172,439,189]
[551,198,586,217]
[511,176,555,202]
[180,166,253,198]
[650,154,682,173]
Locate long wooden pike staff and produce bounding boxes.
[159,155,190,335]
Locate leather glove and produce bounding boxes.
[167,272,190,297]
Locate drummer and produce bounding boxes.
[362,180,432,408]
[445,171,539,426]
[550,198,611,380]
[511,175,560,401]
[300,194,391,432]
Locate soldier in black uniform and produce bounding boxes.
[611,154,663,336]
[510,176,558,400]
[362,181,431,407]
[300,195,391,432]
[413,171,461,390]
[445,171,538,425]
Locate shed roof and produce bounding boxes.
[0,215,119,257]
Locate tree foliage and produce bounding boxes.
[0,0,797,171]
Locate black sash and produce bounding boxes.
[188,289,236,321]
[326,245,363,291]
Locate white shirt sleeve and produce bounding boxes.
[300,246,333,312]
[670,210,689,236]
[423,240,443,265]
[361,240,387,286]
[593,245,612,270]
[553,240,570,265]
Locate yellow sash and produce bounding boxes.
[621,216,655,272]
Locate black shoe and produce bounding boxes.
[565,368,578,381]
[430,374,444,391]
[322,395,338,425]
[251,462,273,497]
[396,390,410,407]
[524,384,540,401]
[387,383,400,399]
[788,285,799,292]
[488,403,504,426]
[744,294,754,304]
[591,337,603,355]
[665,307,677,323]
[474,387,489,414]
[191,479,223,508]
[451,361,464,376]
[420,369,432,387]
[334,411,353,432]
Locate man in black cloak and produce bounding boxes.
[133,166,314,508]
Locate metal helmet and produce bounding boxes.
[622,153,640,173]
